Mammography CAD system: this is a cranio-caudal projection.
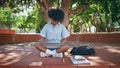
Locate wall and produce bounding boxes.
[68,33,120,43]
[0,33,120,45]
[0,29,16,34]
[0,34,41,45]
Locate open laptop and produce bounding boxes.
[42,42,61,48]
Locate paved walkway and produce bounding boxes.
[0,42,120,68]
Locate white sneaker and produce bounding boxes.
[52,50,63,58]
[40,52,49,57]
[54,53,63,58]
[45,49,54,55]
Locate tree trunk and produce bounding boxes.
[36,0,89,26]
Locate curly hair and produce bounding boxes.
[48,9,64,22]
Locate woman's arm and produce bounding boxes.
[34,37,47,46]
[61,37,68,45]
[38,37,48,43]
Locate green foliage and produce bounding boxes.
[17,15,34,32]
[16,4,46,33]
[110,0,120,23]
[69,0,120,33]
[0,0,45,33]
[0,8,17,29]
[30,4,46,33]
[1,0,120,33]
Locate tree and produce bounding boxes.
[1,0,119,32]
[0,8,16,29]
[91,0,120,32]
[36,0,89,26]
[0,0,89,28]
[29,4,46,33]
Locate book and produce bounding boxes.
[70,55,91,65]
[42,42,61,48]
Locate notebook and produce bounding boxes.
[42,42,61,48]
[70,55,91,65]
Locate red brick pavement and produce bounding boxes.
[0,42,120,68]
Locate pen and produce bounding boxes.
[62,57,65,63]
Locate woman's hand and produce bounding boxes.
[33,37,47,47]
[38,37,48,44]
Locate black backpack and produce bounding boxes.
[70,46,95,55]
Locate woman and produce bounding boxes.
[35,8,70,58]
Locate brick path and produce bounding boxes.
[0,42,120,68]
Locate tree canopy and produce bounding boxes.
[0,0,120,33]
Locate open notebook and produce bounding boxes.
[42,42,61,48]
[70,55,91,65]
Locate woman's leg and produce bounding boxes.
[34,42,54,56]
[56,44,70,53]
[34,42,47,52]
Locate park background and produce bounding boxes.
[0,0,120,34]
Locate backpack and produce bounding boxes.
[70,46,95,55]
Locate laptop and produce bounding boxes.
[42,42,61,48]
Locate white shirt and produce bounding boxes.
[40,23,70,43]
